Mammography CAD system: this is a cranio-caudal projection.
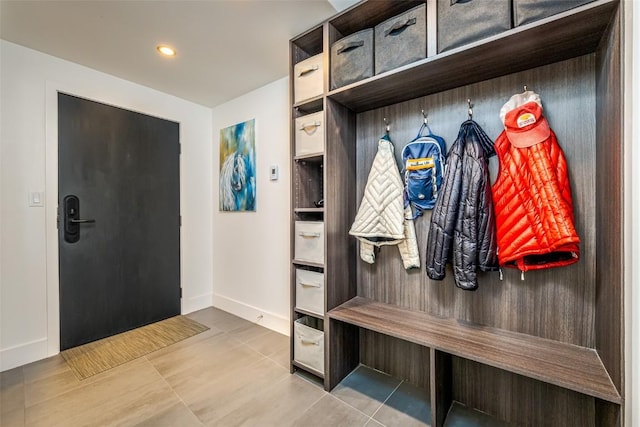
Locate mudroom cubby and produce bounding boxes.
[290,0,624,425]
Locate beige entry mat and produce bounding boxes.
[62,315,209,380]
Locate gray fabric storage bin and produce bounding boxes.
[374,4,426,75]
[331,28,374,90]
[438,0,511,53]
[514,0,594,26]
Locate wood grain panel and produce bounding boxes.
[430,349,452,427]
[326,319,359,390]
[329,297,621,403]
[452,357,596,426]
[595,399,622,427]
[595,5,623,395]
[328,0,617,112]
[359,329,429,389]
[356,56,597,347]
[324,98,357,311]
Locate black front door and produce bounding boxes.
[58,93,181,350]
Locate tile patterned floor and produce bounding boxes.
[0,307,504,427]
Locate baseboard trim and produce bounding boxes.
[182,292,214,315]
[0,338,48,372]
[212,293,289,336]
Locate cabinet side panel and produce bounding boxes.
[452,357,596,426]
[360,329,430,389]
[595,6,623,395]
[325,98,357,310]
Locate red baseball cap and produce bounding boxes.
[502,101,550,148]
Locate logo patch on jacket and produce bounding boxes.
[406,157,435,170]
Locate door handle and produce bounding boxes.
[63,195,94,243]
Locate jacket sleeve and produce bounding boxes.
[426,139,463,280]
[452,146,481,290]
[476,157,498,273]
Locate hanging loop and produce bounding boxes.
[467,99,473,120]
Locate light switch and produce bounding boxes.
[270,165,279,181]
[29,191,44,207]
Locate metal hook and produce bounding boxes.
[467,99,473,120]
[383,117,390,133]
[421,109,428,125]
[523,85,528,92]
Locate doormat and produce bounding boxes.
[62,315,209,380]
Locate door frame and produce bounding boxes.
[44,81,183,356]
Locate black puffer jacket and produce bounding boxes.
[426,120,498,290]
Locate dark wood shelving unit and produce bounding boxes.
[290,0,625,425]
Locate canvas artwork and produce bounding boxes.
[219,119,256,211]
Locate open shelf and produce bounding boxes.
[294,153,323,162]
[294,307,323,318]
[328,297,622,404]
[292,360,325,379]
[292,259,324,269]
[327,0,617,112]
[294,208,324,214]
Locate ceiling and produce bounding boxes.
[0,0,352,108]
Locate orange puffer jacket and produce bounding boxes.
[491,129,580,271]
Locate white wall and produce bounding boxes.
[0,40,214,371]
[211,77,290,335]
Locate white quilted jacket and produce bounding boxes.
[349,138,420,269]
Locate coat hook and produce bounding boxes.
[467,99,473,120]
[523,85,528,92]
[383,117,390,133]
[421,109,428,125]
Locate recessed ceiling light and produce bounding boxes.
[157,45,176,57]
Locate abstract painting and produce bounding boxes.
[219,119,256,211]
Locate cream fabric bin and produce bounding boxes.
[294,221,324,264]
[293,54,324,104]
[293,316,325,374]
[295,112,324,157]
[295,269,324,315]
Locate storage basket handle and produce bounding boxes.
[384,17,416,37]
[298,65,319,77]
[300,338,321,346]
[337,40,365,55]
[299,232,321,238]
[299,121,321,132]
[299,281,321,288]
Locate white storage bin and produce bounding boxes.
[294,316,324,374]
[294,221,324,264]
[295,269,324,315]
[295,111,324,157]
[293,54,324,103]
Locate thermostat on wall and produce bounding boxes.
[270,165,279,181]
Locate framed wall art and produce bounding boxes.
[219,119,256,212]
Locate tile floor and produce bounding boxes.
[0,307,503,427]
